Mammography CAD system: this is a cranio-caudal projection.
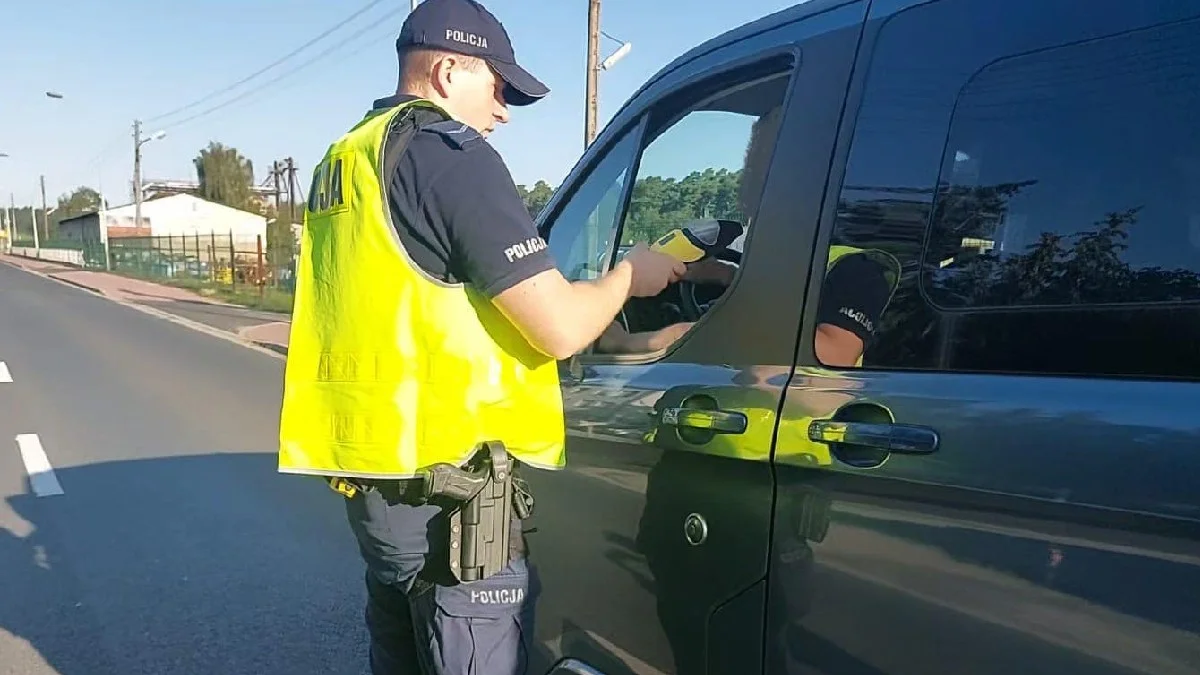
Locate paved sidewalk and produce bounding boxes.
[238,321,291,354]
[1,254,292,352]
[50,269,232,305]
[2,256,75,274]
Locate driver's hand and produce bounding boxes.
[684,257,736,286]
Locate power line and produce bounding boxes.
[159,14,402,132]
[80,131,129,169]
[600,29,625,45]
[144,0,392,124]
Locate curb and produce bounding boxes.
[236,322,291,356]
[252,341,289,356]
[2,258,288,362]
[45,273,106,296]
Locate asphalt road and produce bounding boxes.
[0,261,367,675]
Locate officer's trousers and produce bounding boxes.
[343,479,537,675]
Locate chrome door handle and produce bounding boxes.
[661,407,748,434]
[807,420,939,454]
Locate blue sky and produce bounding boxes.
[0,0,803,209]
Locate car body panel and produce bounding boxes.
[530,0,1200,674]
[768,1,1200,673]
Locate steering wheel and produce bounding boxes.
[678,280,721,322]
[679,249,742,322]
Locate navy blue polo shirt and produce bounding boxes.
[373,93,554,297]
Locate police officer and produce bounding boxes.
[276,1,685,674]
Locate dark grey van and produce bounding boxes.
[522,1,1200,673]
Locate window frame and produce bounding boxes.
[540,48,801,365]
[541,120,648,284]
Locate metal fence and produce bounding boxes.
[102,232,296,292]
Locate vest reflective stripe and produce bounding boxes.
[278,99,565,478]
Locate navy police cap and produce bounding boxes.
[397,0,550,106]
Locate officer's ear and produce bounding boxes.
[432,53,487,95]
[428,55,456,98]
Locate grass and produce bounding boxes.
[114,270,296,314]
[166,277,295,314]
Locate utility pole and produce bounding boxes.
[132,119,143,232]
[286,157,297,224]
[585,0,601,149]
[37,175,46,251]
[9,193,15,250]
[272,160,282,215]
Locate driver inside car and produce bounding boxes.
[595,106,897,368]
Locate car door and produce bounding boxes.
[522,5,870,675]
[766,1,1200,674]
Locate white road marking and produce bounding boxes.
[15,434,64,497]
[0,362,10,382]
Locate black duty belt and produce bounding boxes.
[327,441,535,583]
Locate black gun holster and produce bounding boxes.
[418,441,535,583]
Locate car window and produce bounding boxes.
[925,23,1200,309]
[618,111,756,247]
[812,10,1200,379]
[608,73,790,355]
[543,63,793,358]
[545,125,641,282]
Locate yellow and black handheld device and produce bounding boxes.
[649,219,744,263]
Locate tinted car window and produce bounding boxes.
[815,4,1200,379]
[926,20,1200,309]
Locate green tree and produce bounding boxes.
[194,142,255,211]
[516,180,556,219]
[50,186,103,233]
[516,167,745,246]
[525,180,554,219]
[623,167,743,245]
[8,187,105,241]
[263,201,300,267]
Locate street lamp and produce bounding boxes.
[599,37,632,72]
[32,90,70,252]
[0,153,10,252]
[133,122,166,233]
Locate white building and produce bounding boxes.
[57,193,267,243]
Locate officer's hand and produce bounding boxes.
[622,243,687,298]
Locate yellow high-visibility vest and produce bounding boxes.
[278,99,565,478]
